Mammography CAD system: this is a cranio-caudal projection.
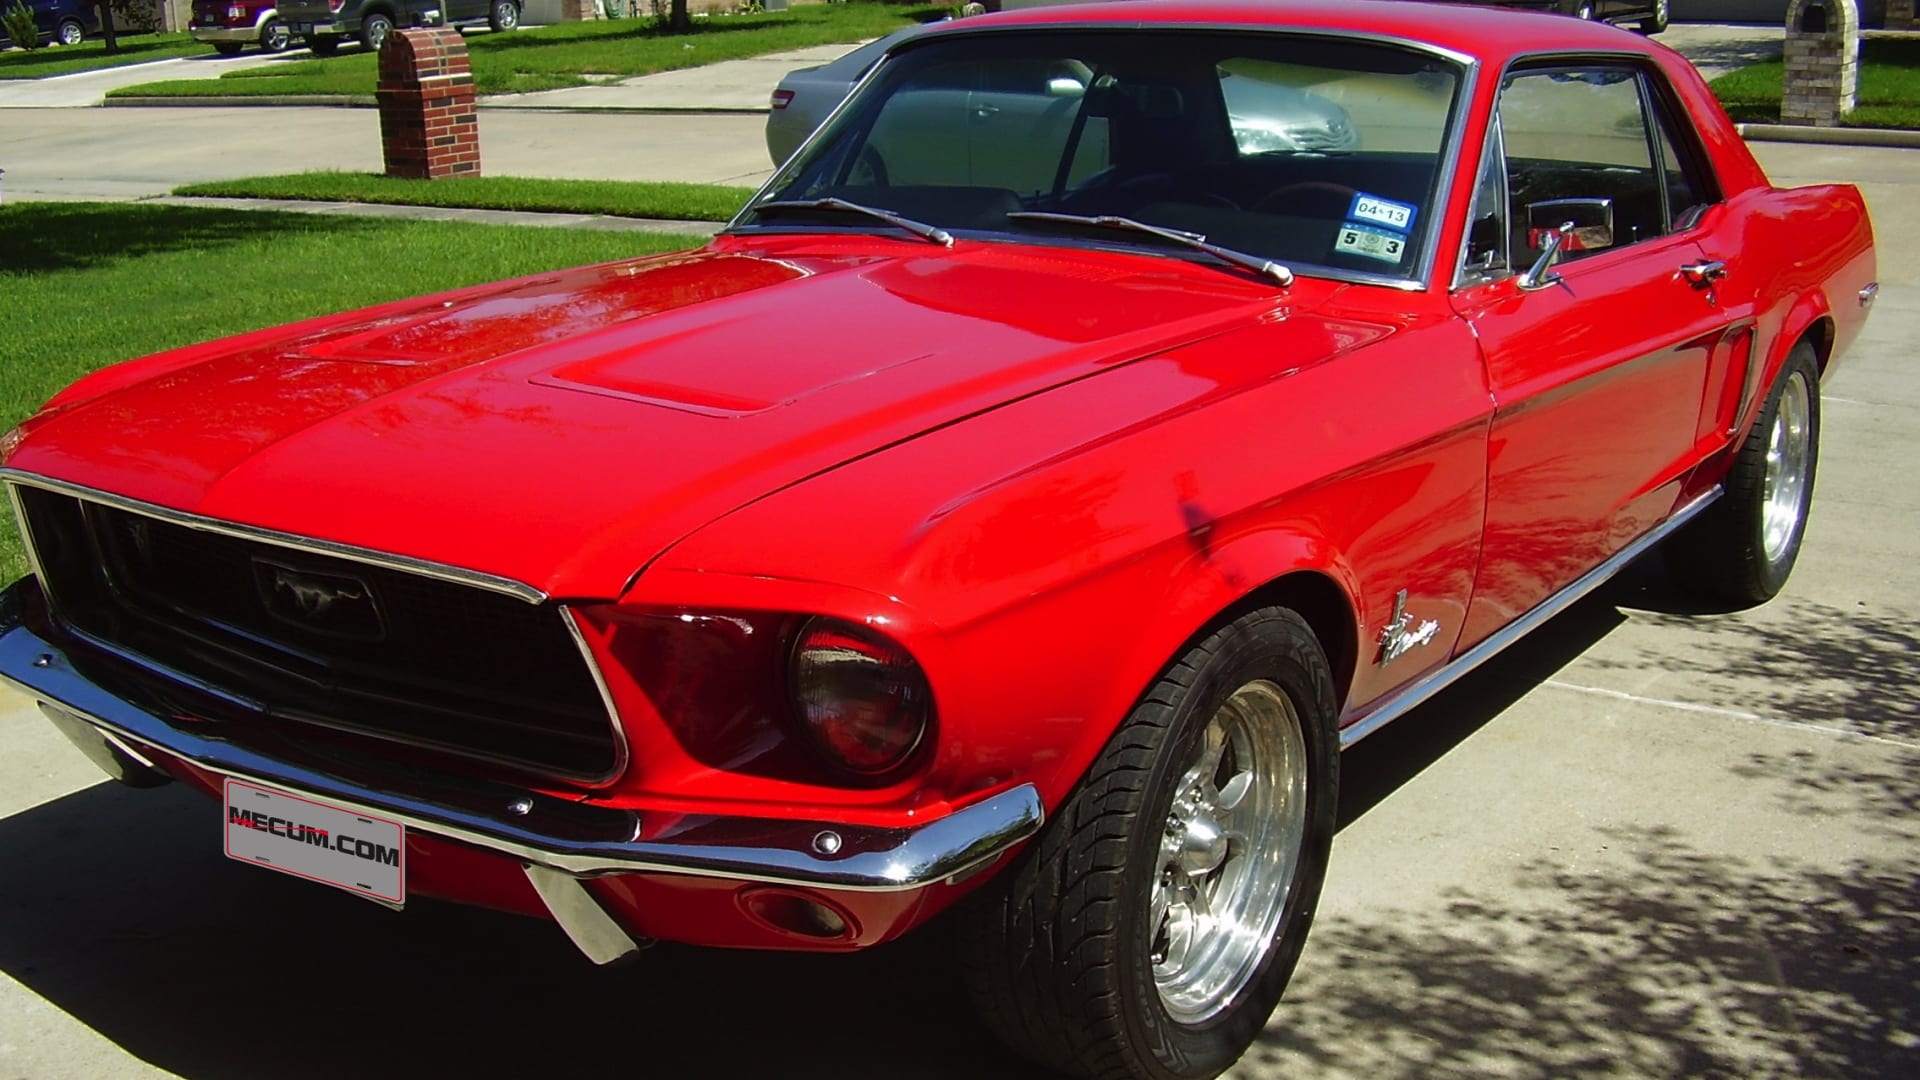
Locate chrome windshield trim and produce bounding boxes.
[0,469,546,604]
[1,588,1043,892]
[1338,486,1722,750]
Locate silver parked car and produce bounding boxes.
[766,26,1360,167]
[767,26,926,167]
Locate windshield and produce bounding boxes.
[740,30,1465,283]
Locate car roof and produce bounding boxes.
[920,0,1663,66]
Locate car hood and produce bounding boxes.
[8,238,1336,598]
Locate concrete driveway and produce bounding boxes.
[2,133,1915,1078]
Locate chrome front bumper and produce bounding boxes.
[0,581,1042,896]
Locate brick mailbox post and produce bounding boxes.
[377,28,480,180]
[1780,0,1859,128]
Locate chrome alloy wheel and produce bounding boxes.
[1761,371,1812,563]
[1150,679,1307,1023]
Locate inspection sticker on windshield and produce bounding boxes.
[1347,194,1417,234]
[224,779,405,904]
[1334,222,1407,264]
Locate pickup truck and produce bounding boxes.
[275,0,519,56]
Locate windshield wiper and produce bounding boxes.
[1006,211,1293,287]
[748,198,953,247]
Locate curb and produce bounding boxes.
[1738,122,1920,149]
[104,94,376,108]
[478,104,771,115]
[102,95,770,114]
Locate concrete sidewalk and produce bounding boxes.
[482,42,856,113]
[0,49,305,109]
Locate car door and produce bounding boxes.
[1451,62,1732,647]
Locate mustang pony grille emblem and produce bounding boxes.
[252,559,387,640]
[1377,588,1440,667]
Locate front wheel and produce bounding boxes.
[261,18,291,53]
[489,0,520,32]
[1669,343,1821,606]
[359,12,393,52]
[960,607,1338,1079]
[55,17,84,46]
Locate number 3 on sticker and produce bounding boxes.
[1335,222,1405,264]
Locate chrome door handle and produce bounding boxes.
[1680,260,1728,287]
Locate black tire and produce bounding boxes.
[55,17,84,46]
[261,18,291,53]
[307,35,341,57]
[359,12,393,53]
[213,42,244,56]
[1669,342,1820,606]
[960,607,1338,1080]
[1639,0,1670,34]
[489,0,520,32]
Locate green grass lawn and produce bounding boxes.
[175,171,753,220]
[0,32,205,78]
[0,202,705,580]
[107,5,935,99]
[1711,37,1920,129]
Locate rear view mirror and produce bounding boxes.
[1526,197,1614,253]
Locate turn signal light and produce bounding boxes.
[788,617,930,778]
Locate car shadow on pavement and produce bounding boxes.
[4,560,1910,1078]
[0,776,1057,1077]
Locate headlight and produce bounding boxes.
[788,617,931,777]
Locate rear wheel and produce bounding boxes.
[961,607,1338,1079]
[359,12,393,52]
[489,1,520,32]
[261,18,291,53]
[1669,342,1820,606]
[55,17,84,46]
[213,41,245,56]
[307,34,341,56]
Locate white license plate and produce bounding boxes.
[224,779,405,904]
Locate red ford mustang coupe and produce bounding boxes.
[0,2,1875,1077]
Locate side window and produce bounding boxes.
[1461,120,1508,281]
[1650,93,1717,229]
[1497,66,1664,265]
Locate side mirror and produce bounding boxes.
[1525,197,1614,254]
[1047,76,1087,98]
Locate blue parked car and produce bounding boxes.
[15,0,98,46]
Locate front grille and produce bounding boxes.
[13,484,620,782]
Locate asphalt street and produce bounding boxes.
[1,30,1917,1080]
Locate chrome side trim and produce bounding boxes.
[1338,487,1721,750]
[0,588,1043,892]
[522,864,647,964]
[0,470,546,604]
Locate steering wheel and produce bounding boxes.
[1252,181,1360,215]
[846,146,889,188]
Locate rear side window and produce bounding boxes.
[1464,63,1719,278]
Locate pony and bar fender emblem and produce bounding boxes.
[1378,588,1440,666]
